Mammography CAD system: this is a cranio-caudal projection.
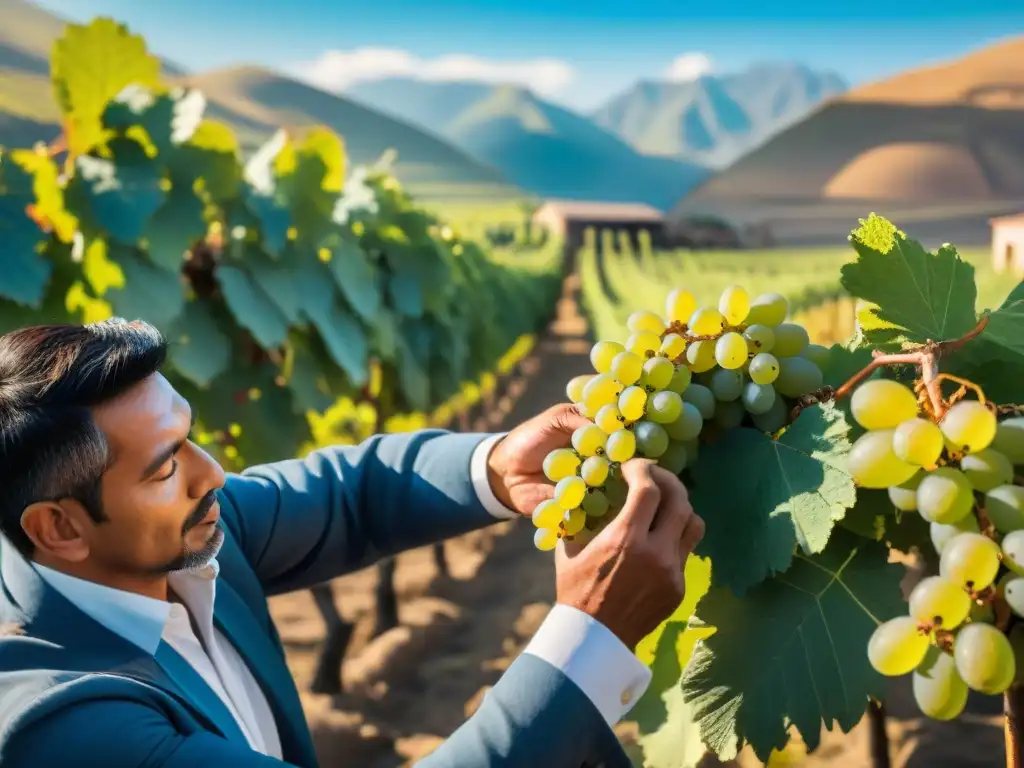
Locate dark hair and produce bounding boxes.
[0,318,167,557]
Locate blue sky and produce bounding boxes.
[32,0,1024,110]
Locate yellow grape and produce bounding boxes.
[572,424,608,457]
[953,623,1016,695]
[685,340,717,373]
[666,288,696,324]
[743,324,775,353]
[847,429,918,488]
[939,400,997,454]
[532,499,564,528]
[562,507,586,536]
[893,417,943,467]
[581,455,610,486]
[644,356,675,390]
[718,285,750,325]
[867,616,930,676]
[618,386,648,421]
[850,379,920,430]
[908,575,971,629]
[583,373,622,411]
[771,323,809,357]
[627,331,661,357]
[595,404,626,433]
[543,448,580,482]
[960,448,1013,492]
[748,353,780,385]
[627,309,667,335]
[917,468,974,524]
[590,341,624,374]
[659,333,687,360]
[688,307,725,336]
[554,476,587,510]
[913,649,969,721]
[714,332,748,370]
[939,532,1000,590]
[745,292,788,326]
[606,429,637,463]
[534,527,559,551]
[611,351,644,386]
[566,374,592,403]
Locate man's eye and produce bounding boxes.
[158,460,179,482]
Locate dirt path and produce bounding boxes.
[268,274,1006,767]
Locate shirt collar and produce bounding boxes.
[32,559,220,656]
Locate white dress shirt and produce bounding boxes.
[34,434,652,757]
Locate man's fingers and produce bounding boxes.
[679,513,706,559]
[614,459,661,531]
[548,402,593,438]
[648,467,692,549]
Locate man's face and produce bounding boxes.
[85,372,227,576]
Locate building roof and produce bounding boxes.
[533,199,665,223]
[991,212,1024,226]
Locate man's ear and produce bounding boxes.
[21,500,91,563]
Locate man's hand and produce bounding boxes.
[486,403,592,515]
[555,459,705,650]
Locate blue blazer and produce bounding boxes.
[0,430,628,767]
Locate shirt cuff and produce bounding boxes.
[521,603,653,727]
[470,433,518,520]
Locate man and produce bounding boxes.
[0,318,704,767]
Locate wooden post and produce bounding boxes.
[1006,685,1024,768]
[866,700,891,768]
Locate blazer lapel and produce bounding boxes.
[213,578,318,767]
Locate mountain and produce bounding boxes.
[591,64,848,167]
[667,36,1024,246]
[0,0,520,203]
[345,79,709,209]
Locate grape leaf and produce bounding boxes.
[51,18,161,156]
[303,298,369,387]
[395,334,430,412]
[216,265,289,349]
[244,245,305,324]
[322,234,381,322]
[242,130,291,256]
[690,404,855,594]
[282,332,336,415]
[972,282,1024,362]
[8,148,78,243]
[840,214,977,345]
[165,299,232,387]
[179,120,240,202]
[681,529,906,762]
[948,283,1024,405]
[103,244,184,328]
[103,84,206,157]
[0,193,51,308]
[70,154,165,245]
[144,185,205,271]
[389,271,424,318]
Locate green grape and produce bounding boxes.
[618,386,648,422]
[916,467,974,524]
[681,383,716,419]
[745,292,789,326]
[562,507,586,536]
[771,323,809,357]
[888,471,923,511]
[566,374,593,403]
[847,429,918,489]
[741,381,776,416]
[685,340,717,373]
[710,369,744,402]
[688,307,725,336]
[543,448,580,482]
[992,416,1024,464]
[893,417,943,467]
[665,287,697,324]
[554,476,587,510]
[850,379,920,431]
[666,402,704,441]
[960,448,1013,492]
[714,399,746,429]
[647,391,684,424]
[657,441,688,474]
[571,424,608,457]
[954,623,1016,695]
[1003,530,1024,576]
[940,400,997,454]
[908,575,971,629]
[929,516,981,555]
[802,343,830,369]
[985,484,1024,533]
[748,353,780,385]
[595,404,626,434]
[718,285,750,325]
[743,324,775,353]
[634,420,670,458]
[590,341,625,374]
[582,488,610,517]
[644,356,675,390]
[532,499,564,528]
[604,473,628,508]
[940,532,1000,589]
[867,616,930,676]
[666,364,692,394]
[534,527,559,551]
[627,309,667,335]
[627,331,661,358]
[611,351,645,386]
[913,648,969,721]
[582,373,622,412]
[751,392,789,433]
[715,332,748,370]
[773,356,823,398]
[971,600,997,625]
[1003,576,1024,618]
[659,333,687,361]
[606,429,637,463]
[580,455,611,487]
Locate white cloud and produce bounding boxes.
[291,47,576,99]
[665,52,713,82]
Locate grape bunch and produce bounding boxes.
[855,380,1024,718]
[532,285,827,551]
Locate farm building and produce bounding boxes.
[991,213,1024,275]
[531,200,665,254]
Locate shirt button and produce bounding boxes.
[620,686,635,706]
